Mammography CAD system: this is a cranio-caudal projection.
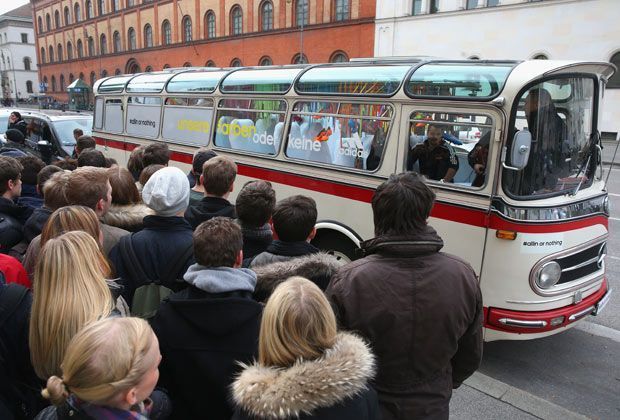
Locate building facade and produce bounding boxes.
[375,0,620,136]
[32,0,375,102]
[0,5,40,103]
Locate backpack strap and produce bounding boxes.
[0,283,28,330]
[119,234,150,285]
[160,244,193,285]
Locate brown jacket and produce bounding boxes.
[326,226,483,420]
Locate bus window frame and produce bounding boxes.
[283,99,395,174]
[502,73,600,201]
[160,96,216,147]
[94,96,104,129]
[219,66,307,95]
[103,97,124,134]
[125,95,164,139]
[164,69,231,95]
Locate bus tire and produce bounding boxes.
[312,230,359,264]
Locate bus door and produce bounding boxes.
[400,105,504,276]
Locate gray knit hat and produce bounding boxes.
[142,166,190,216]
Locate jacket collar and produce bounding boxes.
[360,225,444,258]
[266,240,319,257]
[232,332,375,418]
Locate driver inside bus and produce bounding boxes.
[407,123,459,182]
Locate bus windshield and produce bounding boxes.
[504,77,596,198]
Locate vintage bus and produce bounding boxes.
[91,59,614,341]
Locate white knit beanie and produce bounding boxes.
[142,166,190,217]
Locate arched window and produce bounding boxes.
[87,37,94,56]
[330,51,348,63]
[37,16,43,33]
[74,3,81,22]
[26,80,33,93]
[468,55,480,60]
[295,0,309,27]
[533,53,548,60]
[48,46,54,63]
[57,44,63,61]
[144,24,153,48]
[128,27,136,50]
[112,0,120,12]
[259,56,272,66]
[60,74,65,91]
[69,73,74,83]
[609,52,620,88]
[183,62,192,67]
[78,72,84,80]
[205,11,216,38]
[98,0,106,15]
[163,63,171,69]
[101,69,108,78]
[126,59,140,74]
[113,31,121,52]
[334,0,350,21]
[43,76,48,91]
[145,66,153,72]
[100,34,107,54]
[231,5,243,36]
[90,71,96,86]
[205,60,215,67]
[182,16,192,42]
[51,75,56,92]
[23,57,31,71]
[230,58,242,67]
[162,20,172,45]
[46,14,51,31]
[64,6,71,25]
[86,0,94,19]
[261,1,273,31]
[77,39,83,58]
[292,53,308,64]
[115,68,122,75]
[54,10,61,28]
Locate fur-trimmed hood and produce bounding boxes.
[252,252,343,301]
[102,203,154,231]
[232,332,375,419]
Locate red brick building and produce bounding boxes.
[31,0,376,101]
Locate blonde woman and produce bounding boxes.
[231,277,379,420]
[29,231,117,380]
[35,317,169,419]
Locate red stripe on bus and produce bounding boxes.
[93,137,608,232]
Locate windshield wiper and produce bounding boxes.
[571,132,598,196]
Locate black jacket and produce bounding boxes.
[109,215,194,304]
[0,197,32,253]
[240,224,273,262]
[151,285,262,420]
[184,196,235,229]
[23,207,52,244]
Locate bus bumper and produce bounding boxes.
[483,279,611,341]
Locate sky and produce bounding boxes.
[0,0,31,17]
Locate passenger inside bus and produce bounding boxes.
[407,124,459,182]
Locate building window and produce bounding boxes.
[49,46,54,63]
[101,69,108,77]
[144,24,153,47]
[259,56,272,66]
[182,16,192,42]
[21,33,28,43]
[67,42,73,59]
[100,34,107,54]
[466,0,478,9]
[429,0,438,13]
[69,73,74,83]
[292,53,308,64]
[88,37,94,56]
[128,28,136,50]
[23,57,31,70]
[261,1,273,31]
[330,51,348,63]
[78,72,84,80]
[57,44,63,61]
[51,75,56,92]
[230,58,242,67]
[64,6,71,25]
[413,0,422,15]
[127,0,135,6]
[205,60,215,67]
[334,0,349,21]
[488,0,500,6]
[26,80,33,93]
[77,39,83,58]
[533,53,548,60]
[115,68,122,75]
[46,14,51,31]
[609,52,620,88]
[183,62,192,67]
[469,55,480,59]
[86,0,94,19]
[145,66,153,72]
[74,3,81,22]
[38,16,43,33]
[231,6,243,35]
[205,11,216,38]
[163,63,171,69]
[296,0,309,26]
[54,10,61,28]
[98,0,106,15]
[113,31,121,52]
[60,74,65,91]
[162,20,172,45]
[90,71,96,86]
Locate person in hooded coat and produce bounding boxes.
[151,217,262,420]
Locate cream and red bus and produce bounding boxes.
[92,58,614,341]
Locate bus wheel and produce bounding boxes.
[312,231,358,264]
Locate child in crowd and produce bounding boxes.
[36,317,170,419]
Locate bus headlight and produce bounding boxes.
[536,261,562,289]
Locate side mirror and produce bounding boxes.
[37,140,54,164]
[502,129,532,171]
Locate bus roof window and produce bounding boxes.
[126,72,175,93]
[221,68,304,94]
[98,75,133,93]
[295,65,410,96]
[406,62,515,99]
[167,70,229,93]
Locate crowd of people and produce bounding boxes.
[0,138,483,420]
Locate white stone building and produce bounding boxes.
[0,4,40,103]
[374,0,620,138]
